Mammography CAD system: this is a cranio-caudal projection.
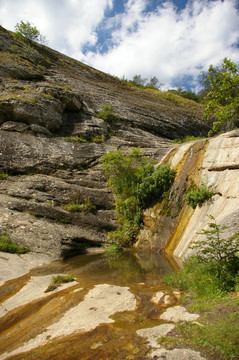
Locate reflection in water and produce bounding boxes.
[62,250,180,286]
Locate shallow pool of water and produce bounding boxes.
[0,250,181,360]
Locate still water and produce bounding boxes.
[0,250,181,360]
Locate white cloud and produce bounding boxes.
[0,0,238,89]
[0,0,113,53]
[84,0,239,89]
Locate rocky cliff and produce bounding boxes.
[136,130,239,260]
[0,26,212,257]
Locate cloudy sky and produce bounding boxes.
[0,0,239,90]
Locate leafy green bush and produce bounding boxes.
[101,148,175,246]
[164,256,224,298]
[192,215,239,291]
[137,165,175,208]
[165,216,239,294]
[96,104,120,122]
[186,184,214,208]
[65,136,88,143]
[202,58,239,136]
[163,216,239,360]
[168,87,199,102]
[66,136,104,144]
[0,233,29,254]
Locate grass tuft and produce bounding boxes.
[64,198,96,213]
[0,233,29,254]
[44,274,75,293]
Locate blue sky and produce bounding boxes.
[0,0,239,90]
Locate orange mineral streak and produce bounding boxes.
[165,140,208,255]
[136,139,208,254]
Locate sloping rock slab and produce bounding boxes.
[0,275,78,318]
[2,284,136,359]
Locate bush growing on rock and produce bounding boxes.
[64,198,96,213]
[101,148,175,247]
[96,104,120,122]
[186,183,214,209]
[137,165,175,208]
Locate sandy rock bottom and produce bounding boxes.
[1,283,136,359]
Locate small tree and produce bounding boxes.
[202,58,239,136]
[14,21,48,44]
[132,75,147,87]
[191,215,239,290]
[146,76,160,89]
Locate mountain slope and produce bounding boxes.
[0,26,210,256]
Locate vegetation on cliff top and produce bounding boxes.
[201,57,239,136]
[14,20,48,44]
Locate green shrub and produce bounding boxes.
[186,184,214,208]
[165,216,239,295]
[65,136,103,144]
[137,165,175,208]
[192,215,239,292]
[0,233,29,254]
[14,20,48,44]
[164,256,224,298]
[163,216,239,360]
[96,104,120,122]
[102,148,175,246]
[91,136,103,143]
[103,243,122,255]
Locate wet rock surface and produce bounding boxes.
[0,253,205,360]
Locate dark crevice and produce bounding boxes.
[61,238,102,258]
[208,165,239,172]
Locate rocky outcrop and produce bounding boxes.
[173,129,239,259]
[136,130,239,259]
[0,25,212,257]
[0,129,174,257]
